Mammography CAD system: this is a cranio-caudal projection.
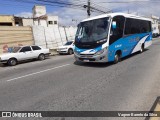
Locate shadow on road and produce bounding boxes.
[74,61,113,68]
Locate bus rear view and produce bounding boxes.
[74,13,152,63]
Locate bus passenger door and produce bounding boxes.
[109,16,125,61]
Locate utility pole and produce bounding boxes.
[87,0,91,17]
[84,0,110,16]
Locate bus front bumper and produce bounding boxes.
[74,51,108,63]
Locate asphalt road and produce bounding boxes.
[0,38,160,120]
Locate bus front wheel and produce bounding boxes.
[114,52,121,64]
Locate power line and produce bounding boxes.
[94,0,160,3]
[9,0,109,16]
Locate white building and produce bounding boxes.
[33,5,46,18]
[32,5,58,27]
[151,15,160,37]
[47,16,58,27]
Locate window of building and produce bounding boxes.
[54,21,58,24]
[0,23,12,26]
[15,22,20,26]
[48,21,53,24]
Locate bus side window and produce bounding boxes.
[109,16,125,45]
[125,18,151,35]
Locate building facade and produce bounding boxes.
[33,5,58,27]
[151,15,160,37]
[0,15,15,26]
[0,5,58,27]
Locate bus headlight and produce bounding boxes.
[95,49,104,55]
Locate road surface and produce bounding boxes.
[0,38,160,120]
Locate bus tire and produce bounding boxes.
[8,58,17,66]
[38,54,45,60]
[140,44,144,53]
[68,48,73,55]
[114,51,121,64]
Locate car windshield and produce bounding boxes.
[12,47,21,53]
[64,41,73,45]
[75,17,110,43]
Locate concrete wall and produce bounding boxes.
[22,19,34,26]
[0,25,77,54]
[32,26,77,49]
[0,26,34,54]
[39,20,47,27]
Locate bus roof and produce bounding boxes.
[82,12,152,22]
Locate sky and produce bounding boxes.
[0,0,159,26]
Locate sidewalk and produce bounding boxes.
[50,49,59,56]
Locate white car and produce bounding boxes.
[57,41,74,55]
[0,45,50,66]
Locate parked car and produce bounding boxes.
[57,41,74,55]
[0,45,50,66]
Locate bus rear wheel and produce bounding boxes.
[140,44,144,53]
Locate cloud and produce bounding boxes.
[49,8,87,26]
[15,0,160,26]
[16,12,33,18]
[49,0,160,26]
[90,0,160,16]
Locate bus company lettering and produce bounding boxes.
[115,44,122,48]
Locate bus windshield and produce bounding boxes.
[75,17,110,43]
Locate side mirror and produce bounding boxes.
[112,21,117,29]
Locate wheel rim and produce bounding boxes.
[11,59,16,65]
[40,55,45,60]
[69,50,73,54]
[140,46,144,52]
[114,54,119,63]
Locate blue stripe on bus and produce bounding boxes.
[75,45,102,54]
[108,32,152,62]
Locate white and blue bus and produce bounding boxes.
[74,13,152,63]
